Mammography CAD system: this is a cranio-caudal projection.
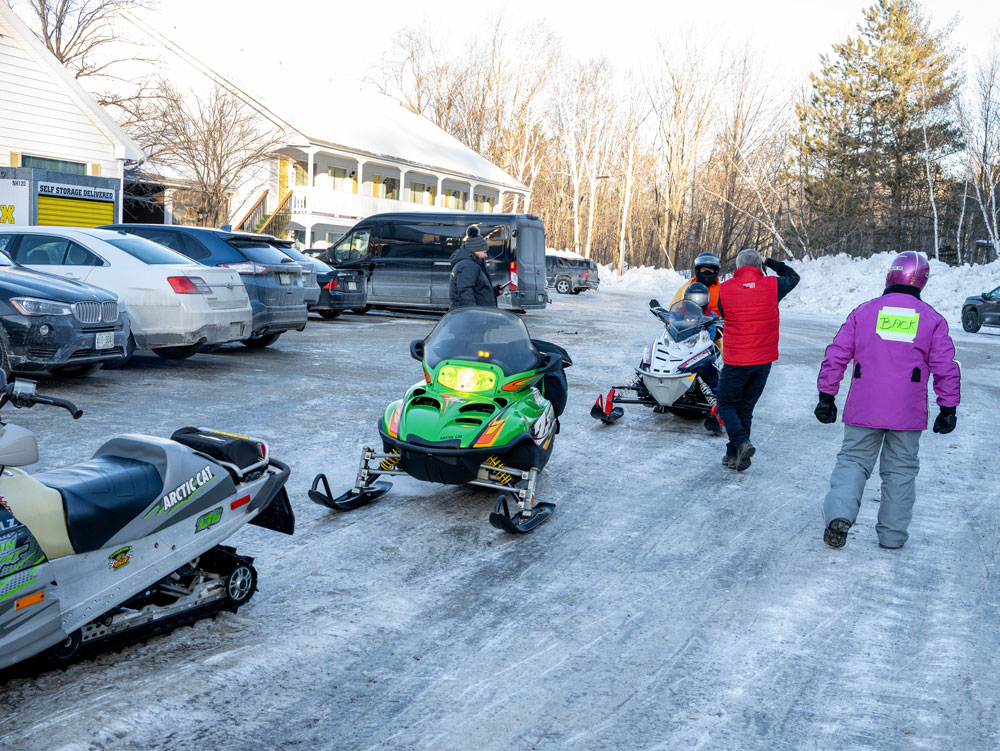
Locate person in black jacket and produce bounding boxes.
[449,226,497,310]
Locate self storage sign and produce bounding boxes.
[38,181,115,202]
[0,179,29,225]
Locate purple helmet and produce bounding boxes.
[885,251,930,290]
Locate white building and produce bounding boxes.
[0,4,142,226]
[226,83,531,246]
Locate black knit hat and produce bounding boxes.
[465,236,488,253]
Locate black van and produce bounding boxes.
[325,212,547,312]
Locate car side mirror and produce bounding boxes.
[410,339,424,361]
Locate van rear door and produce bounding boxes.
[512,223,547,309]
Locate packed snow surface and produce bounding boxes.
[597,252,1000,324]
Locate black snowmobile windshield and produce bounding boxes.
[666,299,706,342]
[424,308,541,376]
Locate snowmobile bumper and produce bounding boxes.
[248,458,295,535]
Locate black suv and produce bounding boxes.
[962,285,1000,332]
[102,225,308,347]
[0,236,128,377]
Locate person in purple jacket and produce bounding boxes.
[814,251,961,550]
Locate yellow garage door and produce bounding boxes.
[37,196,114,228]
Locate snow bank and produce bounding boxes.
[597,253,1000,325]
[596,263,687,294]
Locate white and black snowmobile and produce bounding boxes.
[592,298,723,429]
[0,376,293,675]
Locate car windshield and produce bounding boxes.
[226,237,297,265]
[105,236,194,265]
[424,308,541,376]
[275,243,332,272]
[666,299,706,342]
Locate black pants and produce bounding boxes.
[717,362,772,456]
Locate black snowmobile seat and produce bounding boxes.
[170,427,264,477]
[36,456,163,554]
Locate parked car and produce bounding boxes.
[545,253,600,294]
[4,227,252,361]
[266,240,321,307]
[0,235,129,377]
[102,225,308,348]
[311,265,367,320]
[962,285,1000,332]
[324,212,548,312]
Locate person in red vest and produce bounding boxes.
[717,248,800,470]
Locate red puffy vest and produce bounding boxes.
[719,266,780,366]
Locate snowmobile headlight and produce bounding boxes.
[438,365,496,393]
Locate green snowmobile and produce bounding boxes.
[310,308,570,533]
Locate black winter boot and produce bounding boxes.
[824,518,852,548]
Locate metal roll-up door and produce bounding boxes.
[37,196,114,228]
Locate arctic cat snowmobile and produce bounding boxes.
[0,375,292,675]
[593,298,723,427]
[311,307,570,533]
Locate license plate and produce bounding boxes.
[229,322,243,338]
[347,282,357,291]
[278,273,292,285]
[95,332,114,350]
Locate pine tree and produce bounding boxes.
[794,0,960,255]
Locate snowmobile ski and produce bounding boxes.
[488,493,556,533]
[591,388,624,424]
[309,472,392,511]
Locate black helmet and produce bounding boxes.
[684,281,710,311]
[693,252,721,286]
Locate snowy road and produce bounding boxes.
[1,289,997,750]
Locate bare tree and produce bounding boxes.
[138,83,283,227]
[647,37,723,268]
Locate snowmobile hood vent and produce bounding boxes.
[459,403,495,414]
[412,396,442,409]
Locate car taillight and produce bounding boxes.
[167,276,211,294]
[323,278,340,290]
[584,268,589,279]
[219,261,269,275]
[509,261,518,292]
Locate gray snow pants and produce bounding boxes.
[823,425,921,548]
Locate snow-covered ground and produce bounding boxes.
[597,252,1000,325]
[0,288,997,750]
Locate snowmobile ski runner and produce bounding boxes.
[311,307,570,533]
[592,298,723,429]
[0,375,293,676]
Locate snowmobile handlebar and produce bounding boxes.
[0,380,83,419]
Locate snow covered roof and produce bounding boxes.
[0,4,143,163]
[269,81,527,192]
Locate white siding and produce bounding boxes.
[0,14,120,176]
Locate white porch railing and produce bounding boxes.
[289,186,492,218]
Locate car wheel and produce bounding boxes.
[962,309,982,333]
[51,362,101,378]
[319,310,341,320]
[555,279,571,294]
[153,344,200,360]
[241,332,281,348]
[102,334,136,369]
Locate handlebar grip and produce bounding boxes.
[33,394,83,419]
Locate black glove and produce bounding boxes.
[814,392,837,424]
[933,406,956,434]
[494,285,503,298]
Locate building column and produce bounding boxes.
[307,149,315,187]
[355,159,366,195]
[164,188,175,225]
[469,184,479,211]
[304,222,313,248]
[402,169,411,203]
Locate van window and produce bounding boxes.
[333,230,371,262]
[379,222,507,261]
[519,227,545,266]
